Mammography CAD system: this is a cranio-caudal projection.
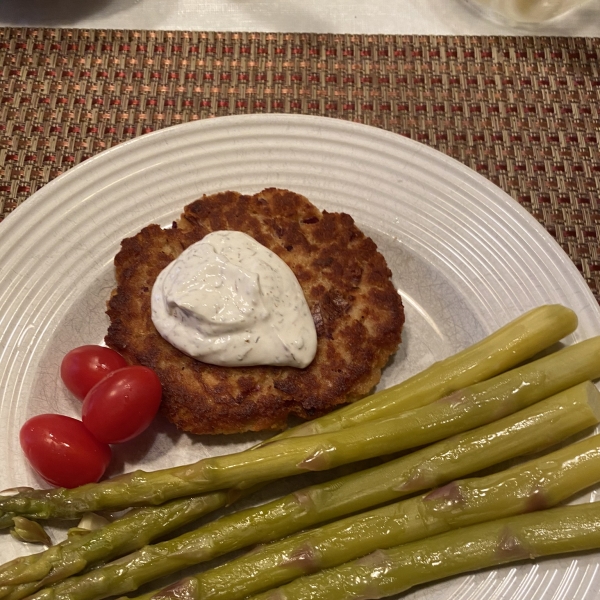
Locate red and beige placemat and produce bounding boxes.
[1,29,599,300]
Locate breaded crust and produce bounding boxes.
[105,188,404,435]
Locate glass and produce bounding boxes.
[463,0,594,24]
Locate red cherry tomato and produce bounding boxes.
[61,345,128,401]
[20,414,112,488]
[82,366,162,444]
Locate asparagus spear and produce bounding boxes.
[270,303,578,440]
[129,430,600,600]
[20,382,600,600]
[0,492,228,592]
[245,500,600,600]
[0,329,595,526]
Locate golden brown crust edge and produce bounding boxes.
[105,188,404,435]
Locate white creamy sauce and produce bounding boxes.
[151,230,318,368]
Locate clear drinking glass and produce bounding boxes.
[464,0,594,24]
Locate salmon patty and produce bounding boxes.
[105,188,404,435]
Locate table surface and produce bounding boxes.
[1,0,600,35]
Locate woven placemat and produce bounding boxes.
[1,29,599,301]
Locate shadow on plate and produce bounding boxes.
[0,0,138,25]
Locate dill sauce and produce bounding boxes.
[151,231,317,368]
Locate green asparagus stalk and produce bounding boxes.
[0,329,596,526]
[245,500,600,600]
[128,430,600,600]
[270,303,578,440]
[21,381,600,600]
[0,492,228,594]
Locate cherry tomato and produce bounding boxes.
[82,366,162,444]
[61,345,128,401]
[20,414,112,488]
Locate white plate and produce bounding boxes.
[1,114,600,598]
